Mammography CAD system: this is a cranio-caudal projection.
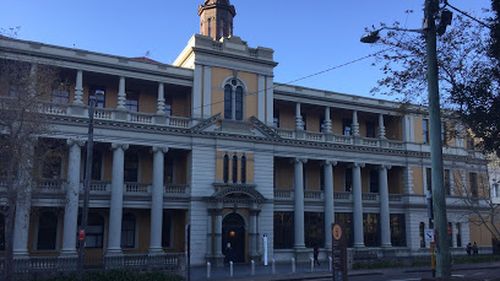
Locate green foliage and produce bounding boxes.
[41,270,184,281]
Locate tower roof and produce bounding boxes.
[198,0,236,16]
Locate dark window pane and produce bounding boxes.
[224,85,232,119]
[37,212,58,250]
[363,213,380,247]
[305,212,324,248]
[85,213,104,248]
[124,152,139,182]
[470,173,478,197]
[125,92,139,112]
[235,86,243,120]
[423,119,430,144]
[444,169,451,196]
[390,214,406,247]
[89,86,106,108]
[121,213,136,248]
[232,155,238,184]
[162,212,172,248]
[273,212,294,249]
[366,121,376,138]
[342,119,352,136]
[419,222,426,248]
[223,155,229,183]
[241,155,247,184]
[370,169,379,193]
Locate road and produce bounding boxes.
[306,266,500,281]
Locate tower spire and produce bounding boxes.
[198,0,236,41]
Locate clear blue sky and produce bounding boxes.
[0,0,490,99]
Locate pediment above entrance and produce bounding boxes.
[210,183,265,204]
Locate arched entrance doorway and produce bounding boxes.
[222,213,245,263]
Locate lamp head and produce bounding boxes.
[360,30,381,44]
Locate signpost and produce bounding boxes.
[331,223,348,281]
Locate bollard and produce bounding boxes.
[310,257,314,272]
[251,260,255,275]
[206,261,211,279]
[328,256,333,272]
[229,261,234,277]
[291,257,296,273]
[272,258,276,274]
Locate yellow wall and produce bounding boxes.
[305,162,321,190]
[305,110,320,132]
[331,110,351,135]
[211,67,258,120]
[469,218,493,246]
[334,166,345,192]
[278,103,295,130]
[386,117,403,140]
[275,158,293,189]
[414,116,424,143]
[412,166,424,195]
[139,92,156,114]
[215,150,254,184]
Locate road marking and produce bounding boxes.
[389,279,421,281]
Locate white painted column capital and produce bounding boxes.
[294,157,308,164]
[352,162,365,168]
[152,146,169,154]
[66,138,85,148]
[323,160,338,167]
[111,143,129,151]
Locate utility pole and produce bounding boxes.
[424,0,451,277]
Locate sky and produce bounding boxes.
[0,0,491,100]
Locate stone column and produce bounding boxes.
[323,160,337,249]
[206,211,213,258]
[149,146,168,254]
[352,110,360,137]
[107,143,128,256]
[156,83,166,115]
[294,158,307,249]
[378,114,386,139]
[249,205,259,259]
[61,139,84,256]
[379,165,392,247]
[117,77,126,110]
[74,70,84,105]
[323,107,332,133]
[13,141,35,257]
[295,103,304,131]
[352,162,365,247]
[214,202,224,265]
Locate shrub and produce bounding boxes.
[42,270,184,281]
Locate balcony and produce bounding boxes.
[275,128,404,149]
[28,98,195,129]
[35,179,66,193]
[164,184,190,197]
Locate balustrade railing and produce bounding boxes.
[362,193,378,201]
[334,192,351,200]
[90,181,110,192]
[361,137,379,147]
[274,189,293,199]
[164,184,190,195]
[93,108,113,120]
[125,182,150,193]
[387,140,404,149]
[332,134,353,144]
[389,194,403,201]
[168,117,191,128]
[276,129,295,139]
[304,190,323,200]
[305,132,324,142]
[129,112,153,124]
[36,179,65,192]
[40,102,68,115]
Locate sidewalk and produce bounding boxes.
[188,261,500,281]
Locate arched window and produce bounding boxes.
[224,84,232,119]
[223,154,229,183]
[207,18,212,38]
[121,213,136,248]
[223,79,244,121]
[37,211,58,250]
[241,155,247,184]
[235,86,243,120]
[232,155,238,184]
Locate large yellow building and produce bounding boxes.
[0,0,492,269]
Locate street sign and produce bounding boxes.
[425,229,434,245]
[331,223,348,281]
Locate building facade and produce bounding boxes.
[0,0,492,268]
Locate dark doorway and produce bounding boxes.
[222,213,246,263]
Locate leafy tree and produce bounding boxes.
[368,10,499,156]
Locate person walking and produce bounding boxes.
[313,245,320,266]
[466,242,472,256]
[473,241,479,255]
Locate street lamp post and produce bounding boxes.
[360,0,451,277]
[77,90,103,275]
